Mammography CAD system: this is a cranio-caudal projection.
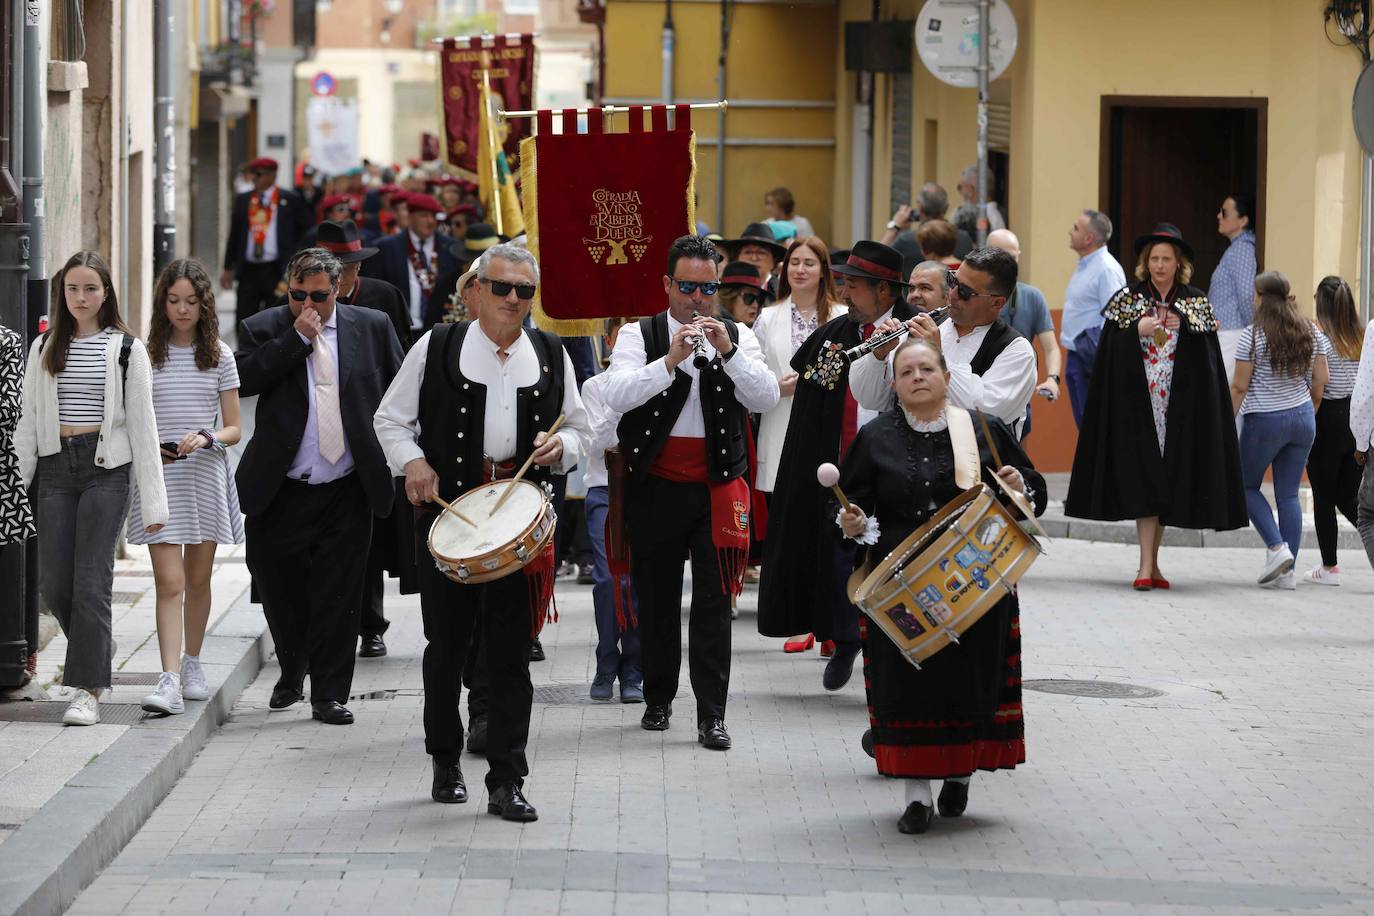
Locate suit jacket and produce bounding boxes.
[223,187,308,275]
[234,304,404,518]
[363,233,461,330]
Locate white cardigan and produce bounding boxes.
[754,299,851,491]
[15,331,169,528]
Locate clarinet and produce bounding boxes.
[690,309,711,369]
[842,306,949,362]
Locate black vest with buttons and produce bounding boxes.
[617,312,747,484]
[417,322,566,500]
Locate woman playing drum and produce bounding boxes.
[837,338,1046,835]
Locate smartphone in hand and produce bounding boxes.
[159,441,187,460]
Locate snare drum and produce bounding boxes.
[848,484,1041,668]
[428,479,556,584]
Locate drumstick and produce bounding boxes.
[975,408,1004,471]
[432,494,477,528]
[816,462,852,512]
[489,413,567,515]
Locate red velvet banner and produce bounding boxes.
[439,35,535,177]
[522,106,696,327]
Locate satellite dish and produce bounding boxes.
[1354,60,1374,156]
[914,0,1018,89]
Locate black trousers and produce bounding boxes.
[245,476,371,703]
[417,521,534,789]
[1307,396,1362,567]
[626,475,731,723]
[235,261,286,328]
[358,523,390,638]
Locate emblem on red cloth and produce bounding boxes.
[584,189,652,266]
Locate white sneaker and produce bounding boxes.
[142,672,184,715]
[1261,571,1297,591]
[1257,546,1294,584]
[1304,564,1340,586]
[63,688,100,726]
[180,655,210,701]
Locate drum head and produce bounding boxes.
[431,480,546,561]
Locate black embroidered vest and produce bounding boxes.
[417,322,565,500]
[617,312,748,484]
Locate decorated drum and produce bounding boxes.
[428,479,556,584]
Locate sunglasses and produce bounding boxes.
[288,289,331,303]
[673,279,720,296]
[481,278,537,300]
[740,292,766,306]
[947,270,996,302]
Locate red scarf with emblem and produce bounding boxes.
[649,436,751,597]
[407,234,436,298]
[247,187,279,260]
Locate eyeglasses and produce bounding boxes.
[288,289,332,303]
[480,278,537,300]
[673,279,720,296]
[740,292,766,307]
[947,270,996,302]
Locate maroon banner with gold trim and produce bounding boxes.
[439,34,535,177]
[520,106,697,336]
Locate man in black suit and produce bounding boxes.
[222,158,308,330]
[361,192,460,340]
[236,248,404,726]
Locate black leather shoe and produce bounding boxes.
[466,716,488,755]
[269,680,303,710]
[938,780,969,817]
[487,783,538,822]
[431,761,467,803]
[822,643,861,691]
[640,704,672,731]
[529,637,546,662]
[359,634,387,658]
[311,700,354,725]
[897,802,934,835]
[697,718,731,750]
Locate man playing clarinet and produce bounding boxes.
[374,242,590,820]
[600,235,780,750]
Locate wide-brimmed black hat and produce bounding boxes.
[830,240,910,287]
[316,220,378,263]
[719,260,776,300]
[1133,222,1194,261]
[724,222,786,260]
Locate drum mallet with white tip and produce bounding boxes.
[816,462,852,512]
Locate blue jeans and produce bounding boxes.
[585,486,641,684]
[1240,404,1316,559]
[1065,348,1092,428]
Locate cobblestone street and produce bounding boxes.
[60,539,1374,914]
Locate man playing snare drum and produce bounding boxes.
[374,242,590,821]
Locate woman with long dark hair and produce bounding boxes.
[1303,276,1362,585]
[14,251,167,725]
[1230,271,1328,589]
[130,259,244,715]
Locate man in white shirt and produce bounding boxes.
[1061,210,1128,426]
[373,243,591,822]
[850,247,1037,435]
[600,235,779,751]
[1347,320,1374,568]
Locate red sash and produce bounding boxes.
[247,188,278,260]
[407,235,436,298]
[650,437,751,597]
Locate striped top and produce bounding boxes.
[1236,324,1321,415]
[1317,328,1360,400]
[149,341,238,442]
[56,330,112,424]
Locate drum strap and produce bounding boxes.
[946,406,980,490]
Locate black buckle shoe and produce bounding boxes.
[466,716,488,755]
[310,700,354,725]
[640,704,672,731]
[487,783,538,822]
[529,637,546,662]
[937,780,969,817]
[822,643,861,691]
[269,680,304,710]
[697,717,731,750]
[359,634,387,658]
[897,802,933,835]
[431,760,467,804]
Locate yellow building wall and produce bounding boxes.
[604,0,839,242]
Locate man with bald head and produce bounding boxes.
[986,230,1061,440]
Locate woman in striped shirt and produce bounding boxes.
[1303,276,1364,585]
[129,260,243,716]
[1230,271,1328,590]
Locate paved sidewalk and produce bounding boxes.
[67,540,1374,914]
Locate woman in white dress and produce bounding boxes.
[751,236,843,654]
[129,260,244,715]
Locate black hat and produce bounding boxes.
[829,248,851,267]
[1133,222,1194,261]
[720,260,775,299]
[724,222,786,260]
[315,220,379,263]
[830,240,910,287]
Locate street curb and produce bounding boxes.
[1040,510,1364,550]
[0,588,268,916]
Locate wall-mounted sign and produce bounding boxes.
[311,72,337,97]
[915,0,1018,89]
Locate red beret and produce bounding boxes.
[320,193,354,211]
[405,193,443,214]
[389,190,411,207]
[248,157,279,172]
[448,203,479,217]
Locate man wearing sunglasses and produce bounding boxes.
[234,248,405,728]
[600,235,779,752]
[849,247,1037,436]
[374,242,591,822]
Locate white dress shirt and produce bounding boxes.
[288,311,354,483]
[1348,321,1374,450]
[405,231,435,330]
[245,189,280,264]
[599,313,780,430]
[373,324,590,477]
[848,319,1037,428]
[580,371,621,489]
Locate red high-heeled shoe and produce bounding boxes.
[1132,578,1153,591]
[819,640,836,658]
[1151,577,1171,590]
[783,634,816,653]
